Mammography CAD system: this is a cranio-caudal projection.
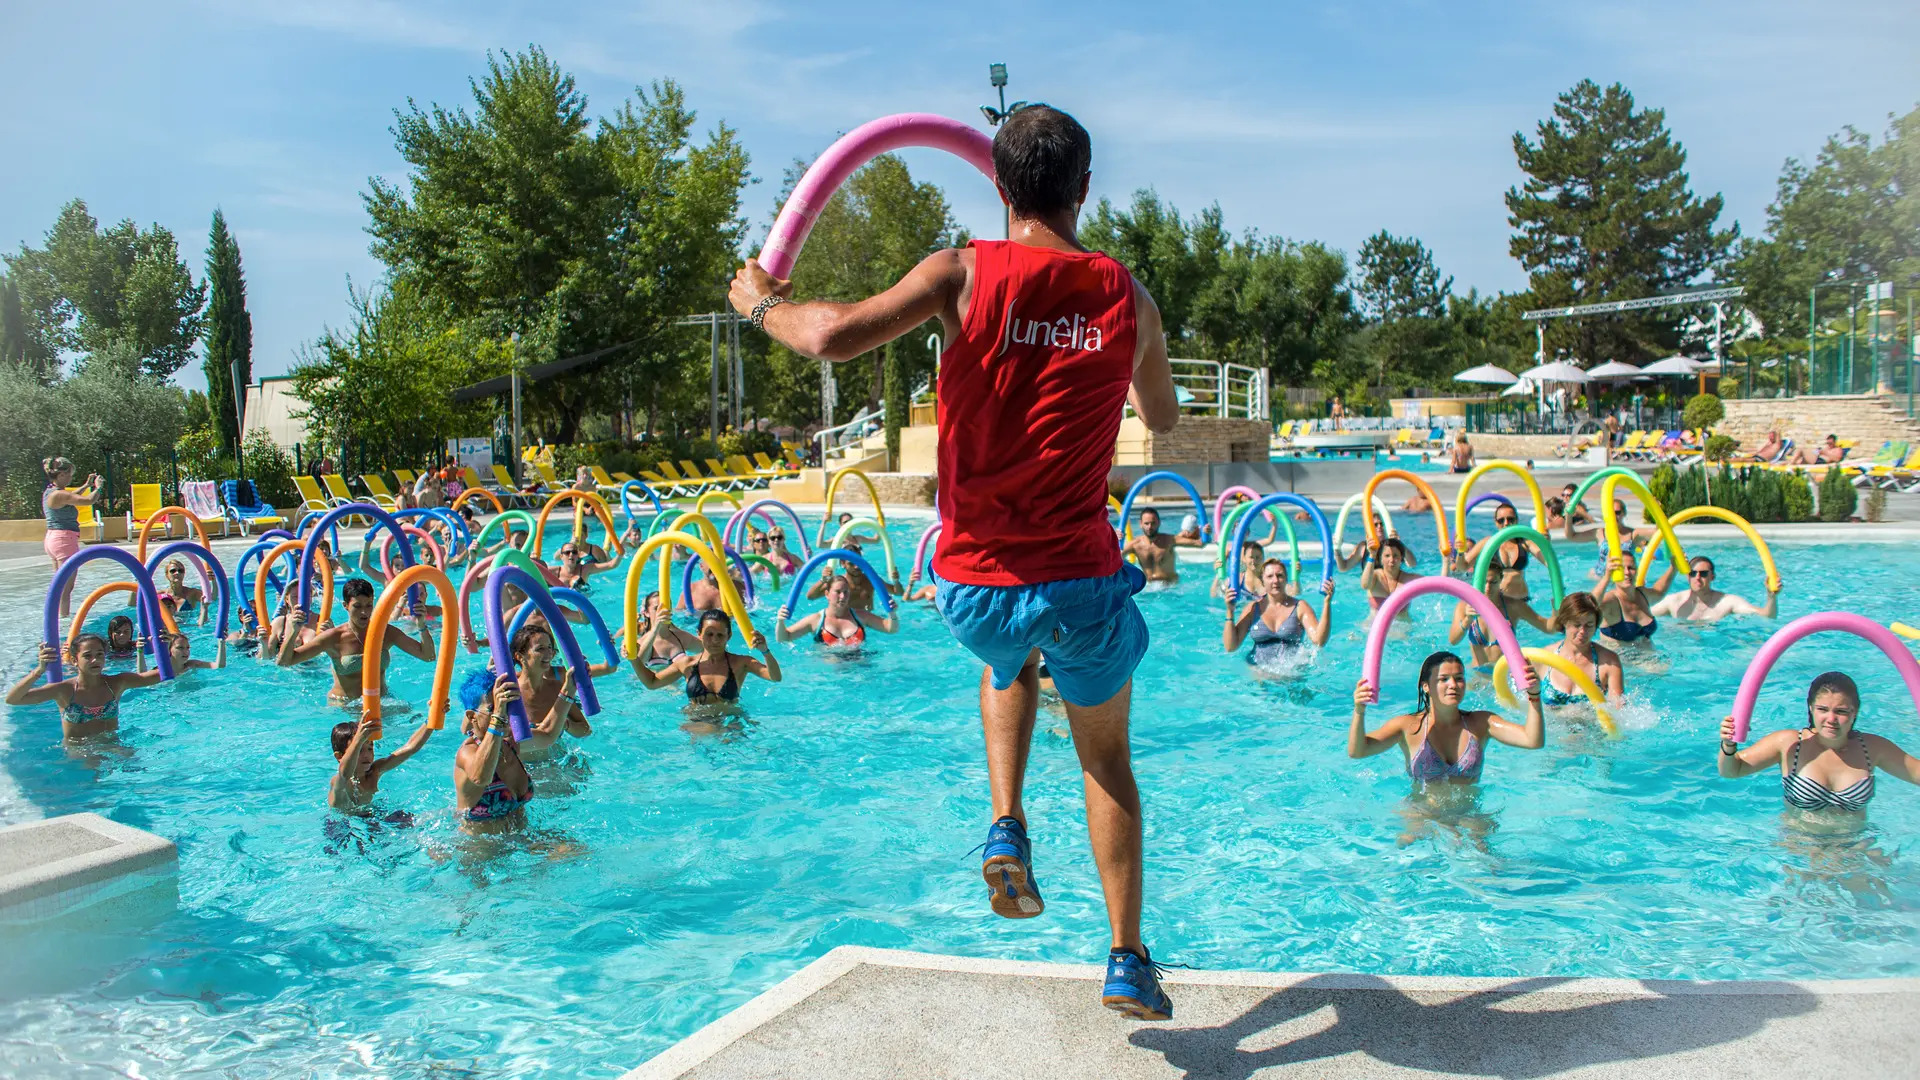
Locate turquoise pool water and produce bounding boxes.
[3,512,1919,1077]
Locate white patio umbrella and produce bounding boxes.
[1640,355,1707,376]
[1586,361,1643,380]
[1521,360,1591,383]
[1501,376,1536,397]
[1453,363,1518,386]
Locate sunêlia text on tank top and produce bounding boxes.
[999,298,1104,356]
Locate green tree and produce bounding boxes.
[1353,231,1455,391]
[1085,190,1358,391]
[763,152,963,433]
[1507,80,1736,364]
[365,49,749,442]
[3,199,206,378]
[290,280,509,470]
[1730,104,1919,346]
[202,209,253,456]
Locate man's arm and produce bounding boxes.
[734,252,963,363]
[1128,283,1178,434]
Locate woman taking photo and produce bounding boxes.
[1349,652,1544,785]
[42,457,102,618]
[1717,672,1920,817]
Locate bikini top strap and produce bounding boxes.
[1857,731,1873,770]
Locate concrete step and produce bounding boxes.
[627,946,1920,1080]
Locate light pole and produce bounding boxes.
[980,63,1023,239]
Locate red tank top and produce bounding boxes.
[933,240,1138,586]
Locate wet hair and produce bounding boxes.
[698,609,733,635]
[991,104,1092,218]
[342,578,376,602]
[1414,651,1465,715]
[42,456,73,480]
[509,624,553,660]
[1550,592,1601,632]
[1806,672,1860,727]
[1545,496,1566,517]
[70,632,108,658]
[106,615,135,641]
[1239,539,1264,557]
[1689,556,1716,575]
[642,590,662,611]
[1140,507,1161,520]
[1379,537,1411,562]
[331,720,358,756]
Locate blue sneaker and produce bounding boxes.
[1103,947,1174,1021]
[980,816,1043,919]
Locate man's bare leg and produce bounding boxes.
[981,656,1039,825]
[980,657,1044,917]
[1063,678,1142,954]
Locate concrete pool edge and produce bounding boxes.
[0,812,177,923]
[623,945,1920,1079]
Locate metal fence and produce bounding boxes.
[1168,359,1269,419]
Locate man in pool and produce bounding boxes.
[1650,556,1779,623]
[278,577,437,706]
[1125,507,1200,585]
[728,104,1182,1019]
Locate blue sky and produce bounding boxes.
[2,0,1915,391]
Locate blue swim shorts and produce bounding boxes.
[934,564,1149,708]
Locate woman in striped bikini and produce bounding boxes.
[1717,672,1920,816]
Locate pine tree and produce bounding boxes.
[1507,80,1736,364]
[202,209,252,456]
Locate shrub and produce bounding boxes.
[1711,464,1751,519]
[1781,473,1814,521]
[241,429,299,510]
[1704,433,1741,462]
[1670,464,1707,514]
[1864,487,1887,523]
[1648,463,1678,509]
[1742,467,1787,523]
[1682,392,1725,433]
[1818,466,1857,521]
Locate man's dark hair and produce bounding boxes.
[992,105,1091,218]
[331,720,358,757]
[342,578,376,602]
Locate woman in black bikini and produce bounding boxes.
[1456,504,1552,634]
[775,574,898,647]
[632,609,779,708]
[1593,550,1675,646]
[455,672,533,832]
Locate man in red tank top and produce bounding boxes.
[730,105,1182,1020]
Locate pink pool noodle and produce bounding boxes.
[1731,612,1920,741]
[1360,576,1529,704]
[1212,486,1260,542]
[913,522,942,577]
[758,114,997,279]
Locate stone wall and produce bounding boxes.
[1114,415,1270,465]
[1452,433,1580,463]
[1720,395,1920,452]
[863,472,936,506]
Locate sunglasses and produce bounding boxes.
[1689,568,1713,578]
[1494,516,1517,526]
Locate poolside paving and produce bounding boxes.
[626,946,1920,1080]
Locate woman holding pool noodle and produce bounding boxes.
[12,545,177,738]
[1351,577,1544,785]
[1716,612,1920,815]
[776,548,899,647]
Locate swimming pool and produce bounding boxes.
[3,511,1918,1078]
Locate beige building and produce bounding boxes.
[242,375,310,452]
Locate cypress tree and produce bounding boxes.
[202,209,253,457]
[0,273,29,375]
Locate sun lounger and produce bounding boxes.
[359,474,402,511]
[179,481,234,538]
[220,480,286,535]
